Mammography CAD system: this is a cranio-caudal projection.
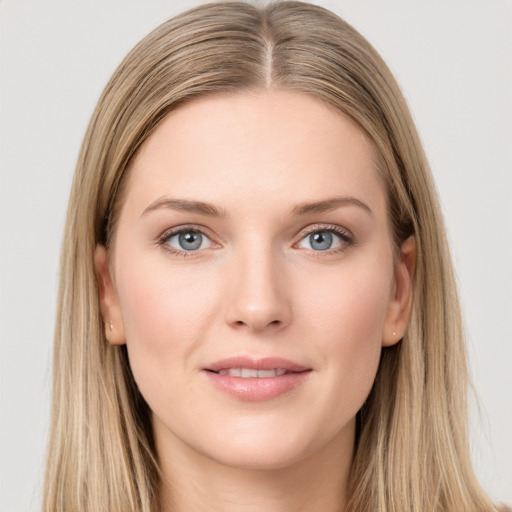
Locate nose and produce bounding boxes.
[224,248,292,333]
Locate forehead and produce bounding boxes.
[124,89,385,217]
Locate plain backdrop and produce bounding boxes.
[0,1,511,510]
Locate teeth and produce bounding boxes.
[257,369,277,378]
[217,368,287,378]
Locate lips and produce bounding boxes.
[217,368,287,377]
[205,356,309,373]
[203,357,311,401]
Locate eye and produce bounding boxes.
[161,228,214,252]
[296,227,352,252]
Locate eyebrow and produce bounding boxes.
[290,196,373,217]
[141,195,372,219]
[141,197,229,218]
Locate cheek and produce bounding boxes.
[113,255,220,402]
[301,259,392,348]
[298,259,393,414]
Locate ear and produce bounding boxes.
[94,245,126,345]
[382,236,415,347]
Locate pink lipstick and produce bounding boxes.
[203,357,311,401]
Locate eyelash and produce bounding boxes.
[296,224,354,255]
[158,223,355,258]
[158,224,213,258]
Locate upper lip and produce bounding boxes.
[205,356,310,373]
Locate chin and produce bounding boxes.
[189,415,353,472]
[204,439,314,471]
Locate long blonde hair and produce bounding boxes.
[44,2,500,511]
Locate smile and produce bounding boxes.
[203,357,312,401]
[215,368,287,378]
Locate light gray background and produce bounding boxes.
[1,1,510,510]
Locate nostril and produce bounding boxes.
[231,318,282,330]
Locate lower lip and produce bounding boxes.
[203,371,311,401]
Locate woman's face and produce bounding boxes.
[96,90,413,470]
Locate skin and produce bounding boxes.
[95,90,414,512]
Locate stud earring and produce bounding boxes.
[108,320,114,331]
[392,331,397,337]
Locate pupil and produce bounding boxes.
[179,231,202,250]
[310,232,332,251]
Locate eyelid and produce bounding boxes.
[159,224,208,242]
[293,223,354,252]
[157,222,354,257]
[158,224,221,256]
[296,223,353,240]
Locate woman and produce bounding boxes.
[43,1,505,511]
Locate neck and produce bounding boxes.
[157,423,354,512]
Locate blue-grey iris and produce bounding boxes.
[310,232,332,251]
[179,231,202,250]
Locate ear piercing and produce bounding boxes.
[392,331,397,337]
[108,320,114,331]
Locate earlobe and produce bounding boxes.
[94,245,126,345]
[382,236,415,347]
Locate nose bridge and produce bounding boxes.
[224,235,291,332]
